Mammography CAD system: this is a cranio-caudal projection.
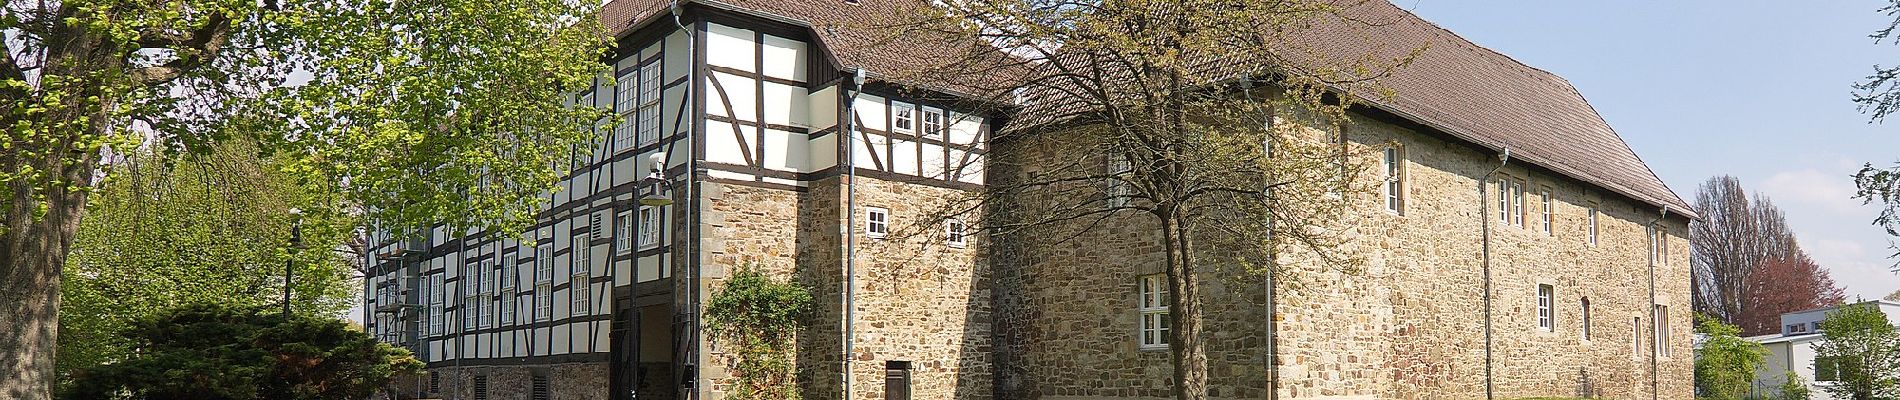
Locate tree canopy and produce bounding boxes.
[0,0,611,393]
[57,139,361,386]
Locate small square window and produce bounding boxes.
[946,219,967,248]
[921,108,945,139]
[867,207,889,239]
[892,103,915,133]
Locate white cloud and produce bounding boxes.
[1759,168,1863,215]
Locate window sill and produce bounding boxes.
[1138,345,1169,352]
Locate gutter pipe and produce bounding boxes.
[1646,206,1670,400]
[842,67,866,400]
[1479,146,1510,400]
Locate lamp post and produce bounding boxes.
[283,208,303,317]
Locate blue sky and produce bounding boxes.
[1405,1,1900,300]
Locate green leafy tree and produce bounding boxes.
[1694,313,1766,400]
[0,0,607,393]
[888,1,1415,398]
[704,266,814,400]
[56,139,359,387]
[1811,303,1900,400]
[1780,371,1811,400]
[59,302,422,400]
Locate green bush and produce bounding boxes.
[1696,314,1767,400]
[60,303,422,400]
[704,265,813,400]
[1778,371,1811,400]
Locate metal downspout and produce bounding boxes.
[1480,147,1510,400]
[842,68,866,400]
[669,4,702,399]
[1646,206,1670,400]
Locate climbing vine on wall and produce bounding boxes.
[705,265,813,400]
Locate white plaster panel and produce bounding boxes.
[950,112,983,148]
[852,94,886,130]
[706,23,756,72]
[853,132,888,170]
[638,255,662,283]
[808,86,838,130]
[762,82,808,127]
[763,130,807,172]
[704,120,754,166]
[809,134,838,171]
[665,31,690,81]
[953,149,984,185]
[711,72,756,120]
[891,138,919,175]
[663,85,686,137]
[552,324,571,355]
[760,34,806,82]
[707,169,753,181]
[921,142,946,180]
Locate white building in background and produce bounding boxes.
[1746,300,1900,398]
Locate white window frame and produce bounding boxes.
[1383,146,1403,214]
[1138,274,1170,349]
[866,207,889,239]
[636,62,662,147]
[1631,317,1642,358]
[1580,297,1592,341]
[572,278,592,316]
[500,289,515,326]
[1587,205,1600,246]
[1651,228,1667,266]
[616,210,634,255]
[921,107,945,139]
[946,219,966,248]
[535,243,554,322]
[1510,180,1525,227]
[614,72,638,149]
[638,206,661,250]
[429,274,445,335]
[1536,284,1554,331]
[1107,153,1132,208]
[571,234,590,277]
[1539,188,1554,235]
[891,102,915,133]
[1654,304,1670,358]
[1491,179,1506,224]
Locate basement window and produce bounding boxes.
[1138,274,1170,349]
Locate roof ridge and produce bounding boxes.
[1384,1,1569,88]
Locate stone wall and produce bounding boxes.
[690,175,991,400]
[993,104,1694,400]
[428,363,608,400]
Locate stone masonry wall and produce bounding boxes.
[994,104,1693,400]
[691,175,991,400]
[430,363,607,400]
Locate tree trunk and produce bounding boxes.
[1161,212,1207,400]
[0,27,111,398]
[0,159,94,400]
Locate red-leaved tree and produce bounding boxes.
[1738,254,1848,336]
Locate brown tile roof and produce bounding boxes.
[598,0,1695,219]
[1292,1,1694,218]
